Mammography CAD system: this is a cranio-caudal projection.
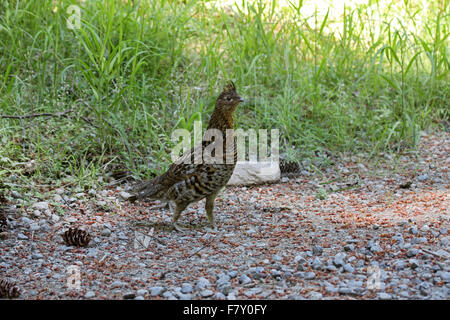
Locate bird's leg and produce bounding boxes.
[205,191,218,230]
[171,202,188,232]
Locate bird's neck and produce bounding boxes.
[207,109,234,132]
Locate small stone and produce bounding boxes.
[343,263,355,273]
[51,214,60,223]
[119,192,132,200]
[333,252,346,267]
[272,254,282,261]
[238,274,252,285]
[308,292,323,299]
[437,271,450,283]
[344,244,355,252]
[294,254,306,264]
[17,233,28,240]
[409,259,420,269]
[312,245,323,255]
[32,252,44,260]
[406,248,420,257]
[311,257,322,270]
[21,217,33,225]
[195,277,211,291]
[101,228,112,237]
[134,296,145,300]
[149,286,165,296]
[32,202,49,211]
[304,272,316,280]
[394,260,408,270]
[123,292,136,299]
[228,270,238,278]
[244,288,262,297]
[200,289,214,297]
[137,289,148,296]
[215,292,226,299]
[11,190,22,198]
[53,194,63,202]
[417,174,428,182]
[409,226,418,235]
[378,292,392,300]
[87,248,98,258]
[32,210,42,218]
[84,291,95,299]
[181,283,193,294]
[29,223,40,232]
[370,244,383,253]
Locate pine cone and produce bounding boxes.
[0,279,20,298]
[0,214,7,233]
[62,227,91,247]
[280,158,300,174]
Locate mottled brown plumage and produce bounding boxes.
[131,82,244,231]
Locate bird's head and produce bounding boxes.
[215,81,244,113]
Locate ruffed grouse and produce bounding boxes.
[130,82,243,231]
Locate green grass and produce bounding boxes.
[0,0,448,191]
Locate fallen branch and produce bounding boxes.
[0,108,74,119]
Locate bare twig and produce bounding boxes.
[0,108,74,119]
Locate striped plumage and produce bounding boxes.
[131,82,243,231]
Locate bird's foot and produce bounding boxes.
[204,222,217,233]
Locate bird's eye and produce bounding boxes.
[227,97,233,101]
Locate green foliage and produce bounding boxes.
[0,0,448,188]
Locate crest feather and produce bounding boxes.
[223,81,236,92]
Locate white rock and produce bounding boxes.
[227,161,280,186]
[119,192,132,201]
[32,202,49,211]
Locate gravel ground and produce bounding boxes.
[0,131,449,300]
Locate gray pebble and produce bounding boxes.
[343,263,355,273]
[32,252,44,260]
[409,259,420,269]
[406,248,420,257]
[195,277,211,290]
[84,291,96,299]
[215,292,226,299]
[370,244,383,253]
[311,257,322,270]
[29,223,40,232]
[344,244,355,252]
[137,289,148,296]
[308,292,323,299]
[32,202,49,211]
[244,288,262,297]
[17,233,28,240]
[134,296,145,300]
[417,174,428,182]
[238,274,251,285]
[333,252,346,267]
[123,292,136,299]
[312,245,323,255]
[181,283,193,294]
[101,228,112,237]
[304,272,316,280]
[394,260,408,270]
[378,292,392,299]
[200,289,214,297]
[149,286,165,296]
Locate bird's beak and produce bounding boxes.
[239,97,244,103]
